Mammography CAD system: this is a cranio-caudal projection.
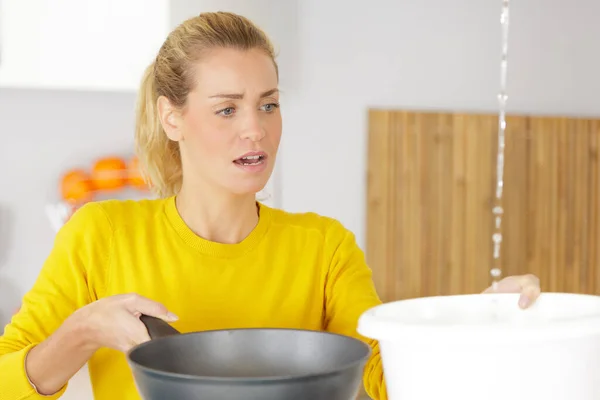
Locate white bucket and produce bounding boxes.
[357,292,600,400]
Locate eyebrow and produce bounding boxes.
[208,88,279,99]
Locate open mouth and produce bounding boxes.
[233,154,266,166]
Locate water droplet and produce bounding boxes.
[492,233,502,244]
[490,268,502,278]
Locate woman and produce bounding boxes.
[0,11,541,400]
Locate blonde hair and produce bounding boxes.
[135,12,278,197]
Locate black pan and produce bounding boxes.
[127,315,371,400]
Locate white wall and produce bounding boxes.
[280,0,600,247]
[0,89,137,323]
[0,0,599,396]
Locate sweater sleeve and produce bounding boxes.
[322,219,388,400]
[0,202,112,400]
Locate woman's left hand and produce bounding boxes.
[482,274,541,309]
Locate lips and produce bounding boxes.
[233,152,267,166]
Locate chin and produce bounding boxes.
[229,180,270,197]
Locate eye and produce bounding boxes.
[216,107,235,117]
[260,103,280,113]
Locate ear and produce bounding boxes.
[157,96,184,142]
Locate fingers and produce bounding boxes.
[482,276,520,294]
[118,335,150,353]
[122,293,179,322]
[482,286,495,294]
[516,273,540,289]
[517,274,541,309]
[482,274,541,309]
[109,309,153,353]
[130,326,152,348]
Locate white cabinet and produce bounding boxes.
[0,0,298,93]
[0,0,170,92]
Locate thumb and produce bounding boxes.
[126,294,178,322]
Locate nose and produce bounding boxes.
[239,112,266,142]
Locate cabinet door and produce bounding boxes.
[0,0,169,92]
[0,0,46,88]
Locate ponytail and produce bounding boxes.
[134,62,183,198]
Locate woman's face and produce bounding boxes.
[163,47,282,197]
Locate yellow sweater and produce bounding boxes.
[0,197,386,400]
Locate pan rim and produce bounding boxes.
[126,327,372,383]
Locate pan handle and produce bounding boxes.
[140,315,181,339]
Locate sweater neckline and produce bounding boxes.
[164,196,272,258]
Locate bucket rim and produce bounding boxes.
[357,292,600,344]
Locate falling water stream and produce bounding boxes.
[490,0,511,292]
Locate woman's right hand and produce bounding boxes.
[23,293,178,396]
[69,293,178,353]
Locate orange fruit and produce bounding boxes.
[91,157,127,191]
[61,169,93,204]
[128,156,148,190]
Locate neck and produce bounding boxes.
[175,186,259,244]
